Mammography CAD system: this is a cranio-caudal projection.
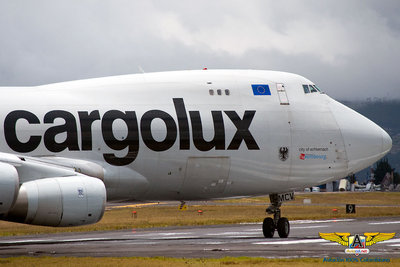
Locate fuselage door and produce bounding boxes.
[259,82,292,189]
[277,83,290,105]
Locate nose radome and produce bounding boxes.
[382,128,392,154]
[329,99,391,174]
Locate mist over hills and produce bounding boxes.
[340,99,400,182]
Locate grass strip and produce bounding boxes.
[0,257,399,267]
[0,192,399,236]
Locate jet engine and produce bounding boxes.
[0,162,19,215]
[2,175,106,227]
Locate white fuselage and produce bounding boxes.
[0,70,392,201]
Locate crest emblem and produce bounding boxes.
[279,147,289,161]
[77,187,84,198]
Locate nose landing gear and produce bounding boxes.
[262,193,290,238]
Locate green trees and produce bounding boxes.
[373,158,399,185]
[394,172,400,185]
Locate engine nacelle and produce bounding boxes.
[4,176,106,227]
[0,162,19,215]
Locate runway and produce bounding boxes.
[1,217,400,258]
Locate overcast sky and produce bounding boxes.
[0,0,399,100]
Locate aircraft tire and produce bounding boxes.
[277,217,290,238]
[262,217,275,238]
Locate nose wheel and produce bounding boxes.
[277,217,290,238]
[262,217,275,238]
[262,194,290,238]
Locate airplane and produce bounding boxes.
[0,69,392,238]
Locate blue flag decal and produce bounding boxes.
[252,84,271,96]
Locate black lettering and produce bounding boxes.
[78,110,100,150]
[102,110,139,166]
[44,110,80,152]
[4,99,260,166]
[189,111,225,151]
[141,110,177,151]
[173,98,190,150]
[4,110,41,153]
[351,235,363,248]
[225,111,259,150]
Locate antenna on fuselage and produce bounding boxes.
[138,66,145,74]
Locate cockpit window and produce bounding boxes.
[309,84,318,93]
[313,84,322,92]
[303,84,323,94]
[302,85,310,94]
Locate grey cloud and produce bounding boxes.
[0,0,399,100]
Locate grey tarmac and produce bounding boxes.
[1,216,400,258]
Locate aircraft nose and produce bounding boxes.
[382,128,392,154]
[329,100,391,174]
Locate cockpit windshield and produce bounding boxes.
[309,85,318,93]
[302,85,310,94]
[314,85,322,92]
[303,84,322,94]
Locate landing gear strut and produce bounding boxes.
[262,194,290,238]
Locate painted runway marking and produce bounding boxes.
[154,236,200,240]
[379,238,400,244]
[291,219,355,224]
[125,242,157,245]
[124,232,193,237]
[207,232,259,236]
[253,239,328,245]
[228,236,258,238]
[157,233,194,236]
[60,238,109,242]
[369,221,400,225]
[291,225,329,229]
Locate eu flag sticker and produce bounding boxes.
[252,84,271,95]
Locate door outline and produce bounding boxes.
[180,157,231,199]
[277,83,290,105]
